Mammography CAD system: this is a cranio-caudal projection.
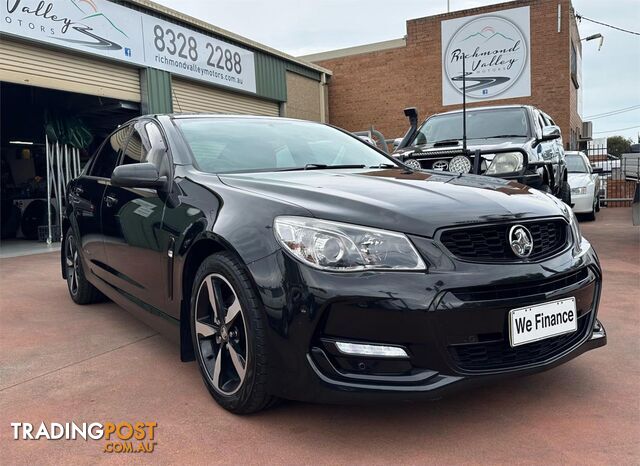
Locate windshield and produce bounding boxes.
[566,155,589,173]
[412,108,530,146]
[175,118,396,173]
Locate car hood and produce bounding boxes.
[395,137,531,158]
[568,173,593,188]
[217,168,566,237]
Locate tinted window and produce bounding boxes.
[145,122,167,168]
[175,118,395,174]
[90,126,130,178]
[119,121,167,170]
[120,127,148,165]
[413,108,529,145]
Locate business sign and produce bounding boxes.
[1,0,257,93]
[441,6,530,106]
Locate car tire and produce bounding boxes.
[559,180,572,205]
[64,228,103,304]
[586,196,597,221]
[190,252,277,414]
[595,194,601,212]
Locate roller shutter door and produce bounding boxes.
[172,77,279,116]
[0,37,141,102]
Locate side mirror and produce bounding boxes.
[592,167,604,174]
[540,125,561,141]
[111,162,166,189]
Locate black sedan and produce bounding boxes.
[62,115,606,413]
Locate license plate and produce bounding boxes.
[509,298,577,347]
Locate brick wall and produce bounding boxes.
[285,71,323,122]
[315,0,581,143]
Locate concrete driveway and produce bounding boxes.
[1,208,638,465]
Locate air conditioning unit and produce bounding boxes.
[580,121,593,140]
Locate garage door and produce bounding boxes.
[0,37,141,102]
[172,78,279,116]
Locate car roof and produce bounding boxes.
[429,104,534,118]
[166,113,305,123]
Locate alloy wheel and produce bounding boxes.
[66,236,79,296]
[194,273,248,395]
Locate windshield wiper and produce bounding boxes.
[369,163,396,168]
[482,134,527,138]
[303,164,366,170]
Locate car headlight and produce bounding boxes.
[571,186,587,195]
[273,216,426,271]
[485,152,524,175]
[568,208,582,253]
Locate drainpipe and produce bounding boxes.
[320,72,328,123]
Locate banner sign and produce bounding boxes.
[441,6,530,106]
[1,0,257,93]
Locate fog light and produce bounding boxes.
[449,155,472,174]
[335,341,409,358]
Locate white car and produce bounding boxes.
[566,151,600,220]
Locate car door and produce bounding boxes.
[68,125,130,267]
[100,120,171,311]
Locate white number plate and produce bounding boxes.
[509,298,577,347]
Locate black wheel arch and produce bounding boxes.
[178,234,265,363]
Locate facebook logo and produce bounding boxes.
[124,48,132,57]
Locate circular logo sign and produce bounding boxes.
[444,16,527,99]
[508,225,534,258]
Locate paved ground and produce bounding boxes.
[1,208,638,465]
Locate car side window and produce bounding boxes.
[536,111,546,131]
[90,126,130,178]
[120,125,149,166]
[119,121,169,175]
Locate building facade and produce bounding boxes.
[1,0,331,120]
[305,0,588,149]
[0,0,330,244]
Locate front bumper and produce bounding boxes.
[572,193,595,213]
[248,239,605,403]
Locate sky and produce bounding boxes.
[156,0,640,141]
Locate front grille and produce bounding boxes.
[451,268,591,302]
[449,313,591,372]
[439,219,569,262]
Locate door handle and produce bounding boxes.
[105,195,119,207]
